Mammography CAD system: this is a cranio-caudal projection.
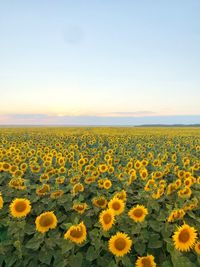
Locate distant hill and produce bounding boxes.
[136,124,200,127]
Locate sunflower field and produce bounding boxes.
[0,127,200,267]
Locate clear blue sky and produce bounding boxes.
[0,1,200,125]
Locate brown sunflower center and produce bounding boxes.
[97,199,105,206]
[70,227,83,238]
[178,229,190,243]
[112,202,120,210]
[141,258,152,267]
[103,213,112,224]
[114,238,126,251]
[15,201,27,212]
[76,205,84,211]
[39,215,54,227]
[133,208,143,217]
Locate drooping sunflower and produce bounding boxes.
[108,232,132,257]
[194,242,200,255]
[114,190,127,202]
[92,196,107,209]
[10,198,31,218]
[178,187,192,198]
[73,203,88,214]
[71,183,84,195]
[36,184,50,196]
[135,255,156,267]
[167,209,185,223]
[39,173,50,183]
[64,221,87,244]
[108,197,125,215]
[50,190,64,199]
[99,208,115,231]
[172,224,197,251]
[35,211,57,233]
[128,205,148,222]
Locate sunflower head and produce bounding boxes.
[35,211,57,233]
[64,221,87,244]
[172,224,197,251]
[0,194,3,209]
[73,203,88,214]
[108,232,132,257]
[99,208,115,231]
[128,205,148,222]
[108,197,125,215]
[103,179,112,190]
[195,241,200,255]
[135,255,156,267]
[10,198,31,218]
[92,196,107,209]
[50,190,64,199]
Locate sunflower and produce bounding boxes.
[108,232,132,257]
[135,255,156,267]
[114,190,127,202]
[172,224,197,251]
[8,177,26,190]
[134,160,142,170]
[99,209,115,231]
[108,197,125,215]
[167,209,185,223]
[178,187,192,198]
[128,205,148,222]
[64,221,87,244]
[36,184,50,196]
[92,196,107,209]
[84,176,96,184]
[184,178,193,187]
[139,168,148,180]
[39,173,50,183]
[0,194,3,209]
[98,179,105,188]
[194,242,200,255]
[73,203,88,214]
[99,164,108,173]
[50,190,64,199]
[71,183,84,195]
[10,198,31,218]
[35,211,57,233]
[103,179,112,189]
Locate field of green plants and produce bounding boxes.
[0,127,200,267]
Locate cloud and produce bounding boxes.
[99,111,157,117]
[0,113,200,126]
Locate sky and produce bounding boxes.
[0,0,200,125]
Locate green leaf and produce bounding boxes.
[171,250,197,267]
[149,220,162,232]
[38,249,53,265]
[69,253,83,267]
[60,239,74,254]
[5,254,17,267]
[86,246,98,261]
[161,260,173,267]
[148,233,162,248]
[108,260,117,267]
[25,233,44,250]
[121,256,132,267]
[134,241,146,255]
